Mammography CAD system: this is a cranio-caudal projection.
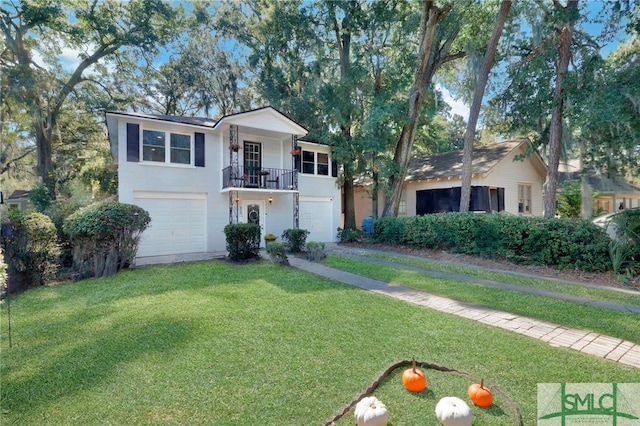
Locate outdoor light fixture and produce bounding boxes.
[268,196,273,205]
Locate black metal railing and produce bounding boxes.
[222,166,298,190]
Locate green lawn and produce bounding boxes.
[324,254,640,344]
[1,260,638,425]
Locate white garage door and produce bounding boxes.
[299,197,333,242]
[134,192,206,257]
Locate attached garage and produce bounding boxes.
[299,196,334,243]
[133,191,207,257]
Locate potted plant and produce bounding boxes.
[290,146,301,156]
[264,233,277,246]
[229,142,241,151]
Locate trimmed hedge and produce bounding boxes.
[4,210,60,291]
[224,223,260,261]
[373,213,611,272]
[281,228,310,253]
[64,201,151,278]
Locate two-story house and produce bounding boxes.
[106,107,341,265]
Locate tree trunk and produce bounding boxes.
[544,0,578,218]
[343,165,357,229]
[382,1,455,217]
[459,0,511,212]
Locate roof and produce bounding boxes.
[559,168,640,194]
[106,106,307,135]
[406,139,541,181]
[7,189,30,200]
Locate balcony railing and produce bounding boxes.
[222,166,298,190]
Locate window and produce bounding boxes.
[301,150,333,175]
[142,129,192,165]
[518,184,532,214]
[317,153,329,175]
[302,150,315,174]
[398,189,407,215]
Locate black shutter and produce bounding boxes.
[194,132,205,167]
[498,187,505,212]
[126,123,140,162]
[331,160,338,177]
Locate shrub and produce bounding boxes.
[370,212,611,273]
[305,241,327,261]
[64,201,151,278]
[224,223,260,261]
[609,209,640,276]
[4,209,60,291]
[45,199,82,267]
[266,242,289,265]
[281,228,310,253]
[337,227,362,243]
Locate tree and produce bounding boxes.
[382,0,466,217]
[459,0,511,212]
[1,0,184,198]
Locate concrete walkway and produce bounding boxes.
[287,251,640,369]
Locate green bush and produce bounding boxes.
[265,242,289,265]
[609,209,640,276]
[64,201,151,278]
[371,213,612,273]
[305,241,327,261]
[45,199,82,267]
[4,209,60,291]
[224,223,260,261]
[281,228,310,253]
[337,227,362,243]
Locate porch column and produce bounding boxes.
[293,192,299,229]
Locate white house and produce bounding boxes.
[354,140,547,226]
[106,107,341,265]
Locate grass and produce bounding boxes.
[1,260,638,425]
[323,255,640,344]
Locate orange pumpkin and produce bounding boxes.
[468,378,493,407]
[402,358,426,392]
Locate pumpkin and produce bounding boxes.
[354,396,390,426]
[435,396,474,426]
[402,358,427,392]
[468,378,493,407]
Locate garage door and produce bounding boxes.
[299,197,333,242]
[133,192,206,257]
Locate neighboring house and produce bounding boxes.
[354,140,547,226]
[106,107,341,265]
[6,190,31,210]
[558,164,640,214]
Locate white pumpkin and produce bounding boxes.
[354,396,390,426]
[435,396,473,426]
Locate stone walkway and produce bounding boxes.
[287,251,640,369]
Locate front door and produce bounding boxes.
[243,200,266,243]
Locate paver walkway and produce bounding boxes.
[287,251,640,369]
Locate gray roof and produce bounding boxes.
[406,140,528,181]
[559,168,640,194]
[106,111,218,128]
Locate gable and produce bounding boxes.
[406,140,546,182]
[212,107,308,136]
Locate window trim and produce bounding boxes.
[518,183,532,214]
[301,149,333,176]
[141,128,194,166]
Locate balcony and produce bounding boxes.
[222,165,298,191]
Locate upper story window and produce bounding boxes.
[300,150,336,176]
[142,129,191,165]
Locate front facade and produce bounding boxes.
[355,140,547,226]
[106,107,341,265]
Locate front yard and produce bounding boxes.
[1,259,638,425]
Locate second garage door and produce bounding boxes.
[299,197,334,243]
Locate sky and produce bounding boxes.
[35,0,633,123]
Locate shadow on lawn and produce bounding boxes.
[1,317,191,416]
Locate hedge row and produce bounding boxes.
[372,213,612,272]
